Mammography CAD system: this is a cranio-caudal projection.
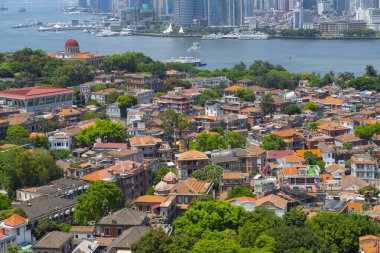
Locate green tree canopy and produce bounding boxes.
[14,149,63,188]
[260,93,275,115]
[198,89,221,106]
[284,208,307,228]
[284,104,301,115]
[306,212,380,252]
[358,185,380,196]
[262,133,285,150]
[6,125,30,145]
[304,101,318,111]
[75,120,125,147]
[173,200,246,238]
[0,193,11,210]
[227,186,256,200]
[235,88,256,102]
[116,94,138,118]
[74,181,123,225]
[160,108,188,139]
[303,151,319,165]
[193,164,224,189]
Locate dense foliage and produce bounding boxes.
[132,199,380,253]
[262,133,285,150]
[193,164,224,189]
[75,119,125,147]
[74,181,123,225]
[0,147,63,197]
[227,186,256,199]
[189,132,246,151]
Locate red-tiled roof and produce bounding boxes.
[4,214,27,227]
[93,143,128,150]
[0,86,73,100]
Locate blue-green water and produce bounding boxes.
[0,2,379,75]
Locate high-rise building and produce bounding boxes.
[333,0,348,12]
[293,1,303,28]
[279,0,290,11]
[173,0,206,26]
[78,0,88,8]
[90,0,112,12]
[207,0,244,26]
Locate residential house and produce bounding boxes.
[125,73,162,92]
[95,208,148,237]
[359,235,380,253]
[205,100,223,118]
[48,130,73,150]
[186,76,231,88]
[130,136,172,162]
[340,175,368,191]
[157,94,193,115]
[266,150,294,163]
[0,214,32,252]
[272,129,304,150]
[255,194,289,217]
[335,133,366,148]
[32,231,73,253]
[90,89,124,106]
[280,165,320,193]
[57,108,83,126]
[227,197,256,211]
[7,113,44,133]
[92,143,128,151]
[72,240,99,253]
[351,154,377,183]
[219,171,250,192]
[277,155,305,168]
[105,226,151,253]
[126,89,154,104]
[106,103,121,119]
[169,178,213,213]
[106,149,144,163]
[222,114,248,131]
[317,122,350,137]
[223,85,241,96]
[131,195,168,213]
[210,155,241,171]
[69,226,95,241]
[175,150,209,179]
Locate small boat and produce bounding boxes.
[18,7,26,12]
[161,57,206,67]
[119,28,133,36]
[83,29,90,33]
[188,41,200,52]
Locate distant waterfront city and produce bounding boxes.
[0,1,379,74]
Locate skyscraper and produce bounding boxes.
[78,0,88,8]
[207,0,244,26]
[174,0,206,26]
[90,0,112,12]
[293,0,303,29]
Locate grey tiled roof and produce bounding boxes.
[97,208,147,226]
[33,231,73,249]
[106,226,151,252]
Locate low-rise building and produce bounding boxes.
[48,130,73,150]
[157,94,193,115]
[219,171,250,192]
[186,76,232,88]
[95,208,148,237]
[0,214,32,252]
[175,150,209,179]
[32,231,73,253]
[351,154,377,183]
[0,86,73,112]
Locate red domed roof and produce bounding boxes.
[65,38,79,47]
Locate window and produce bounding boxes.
[104,228,110,236]
[75,235,78,238]
[146,206,151,212]
[87,234,91,238]
[16,228,20,236]
[178,196,183,204]
[117,228,122,236]
[184,196,189,204]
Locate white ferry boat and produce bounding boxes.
[161,57,206,66]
